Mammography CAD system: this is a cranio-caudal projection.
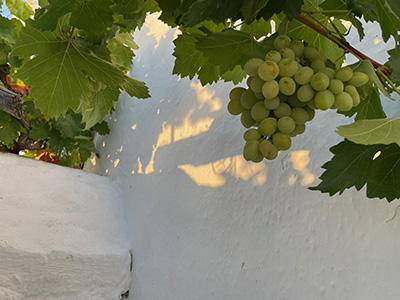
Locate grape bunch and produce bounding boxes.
[227,35,369,162]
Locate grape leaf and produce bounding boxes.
[53,111,83,138]
[29,118,51,140]
[91,120,110,135]
[78,86,119,130]
[195,29,274,74]
[0,111,25,147]
[241,0,269,22]
[107,38,134,71]
[12,27,128,118]
[114,31,138,50]
[257,0,303,20]
[122,76,150,98]
[373,0,400,42]
[112,0,147,19]
[220,65,247,84]
[386,0,400,18]
[197,63,219,85]
[5,0,34,21]
[336,118,400,146]
[340,88,386,120]
[285,13,346,67]
[0,16,16,43]
[75,136,96,162]
[241,17,272,39]
[387,46,400,85]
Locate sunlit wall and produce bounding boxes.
[85,15,400,300]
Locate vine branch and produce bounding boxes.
[295,14,392,76]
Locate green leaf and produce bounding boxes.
[336,118,400,146]
[195,29,274,74]
[257,0,303,20]
[373,0,400,42]
[32,0,74,31]
[53,111,83,138]
[112,0,147,19]
[75,135,96,162]
[91,120,110,135]
[12,27,127,118]
[114,31,138,50]
[5,0,34,21]
[197,63,219,85]
[0,16,16,43]
[123,76,150,98]
[311,140,400,201]
[29,118,51,140]
[387,46,400,85]
[107,38,134,71]
[0,111,25,147]
[241,17,272,39]
[241,0,268,21]
[0,40,12,64]
[78,86,119,130]
[220,65,247,84]
[386,0,400,18]
[340,88,386,120]
[285,14,346,67]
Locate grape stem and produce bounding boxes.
[296,14,392,76]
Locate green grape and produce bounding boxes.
[251,101,270,121]
[274,102,291,118]
[329,79,344,95]
[315,90,334,110]
[258,61,279,81]
[290,107,309,125]
[347,72,369,87]
[307,97,317,109]
[250,76,265,93]
[294,66,314,85]
[244,58,264,76]
[243,140,260,161]
[240,89,258,109]
[287,95,306,108]
[229,87,246,100]
[319,67,335,80]
[303,46,319,61]
[259,139,273,157]
[310,73,330,91]
[279,77,296,96]
[315,50,327,62]
[244,128,261,141]
[291,124,306,136]
[262,80,279,99]
[304,106,315,121]
[227,97,245,115]
[297,84,315,102]
[264,96,280,110]
[265,143,279,160]
[274,35,291,50]
[310,60,325,72]
[334,92,353,111]
[335,66,353,82]
[265,50,282,63]
[273,132,291,150]
[258,117,278,136]
[252,151,264,163]
[277,116,296,134]
[247,76,253,88]
[241,110,256,128]
[278,58,298,77]
[279,93,288,102]
[279,48,295,59]
[289,39,304,57]
[254,92,264,100]
[345,85,360,106]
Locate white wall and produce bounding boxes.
[86,15,400,300]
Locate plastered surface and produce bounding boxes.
[87,16,400,300]
[0,152,131,300]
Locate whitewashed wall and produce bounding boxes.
[86,15,400,300]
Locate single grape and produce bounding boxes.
[240,110,256,128]
[243,140,260,161]
[334,92,353,111]
[252,152,264,163]
[297,84,315,103]
[244,58,264,76]
[229,86,246,100]
[274,102,291,118]
[335,66,353,82]
[329,79,344,95]
[258,117,278,136]
[277,116,296,134]
[347,72,369,87]
[278,58,298,77]
[264,96,280,110]
[303,106,315,121]
[246,76,253,88]
[303,46,319,61]
[265,143,279,160]
[250,76,265,93]
[307,98,317,109]
[291,124,306,136]
[287,95,307,108]
[315,89,335,110]
[344,85,360,106]
[319,67,335,80]
[244,128,261,141]
[254,92,264,100]
[279,77,296,96]
[227,97,245,115]
[251,101,270,121]
[315,50,327,62]
[290,107,309,125]
[258,61,280,81]
[273,132,291,150]
[262,80,280,99]
[240,89,258,109]
[274,35,291,50]
[259,139,273,157]
[294,66,314,85]
[279,48,295,59]
[265,50,282,63]
[310,60,325,72]
[310,73,330,91]
[289,39,304,57]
